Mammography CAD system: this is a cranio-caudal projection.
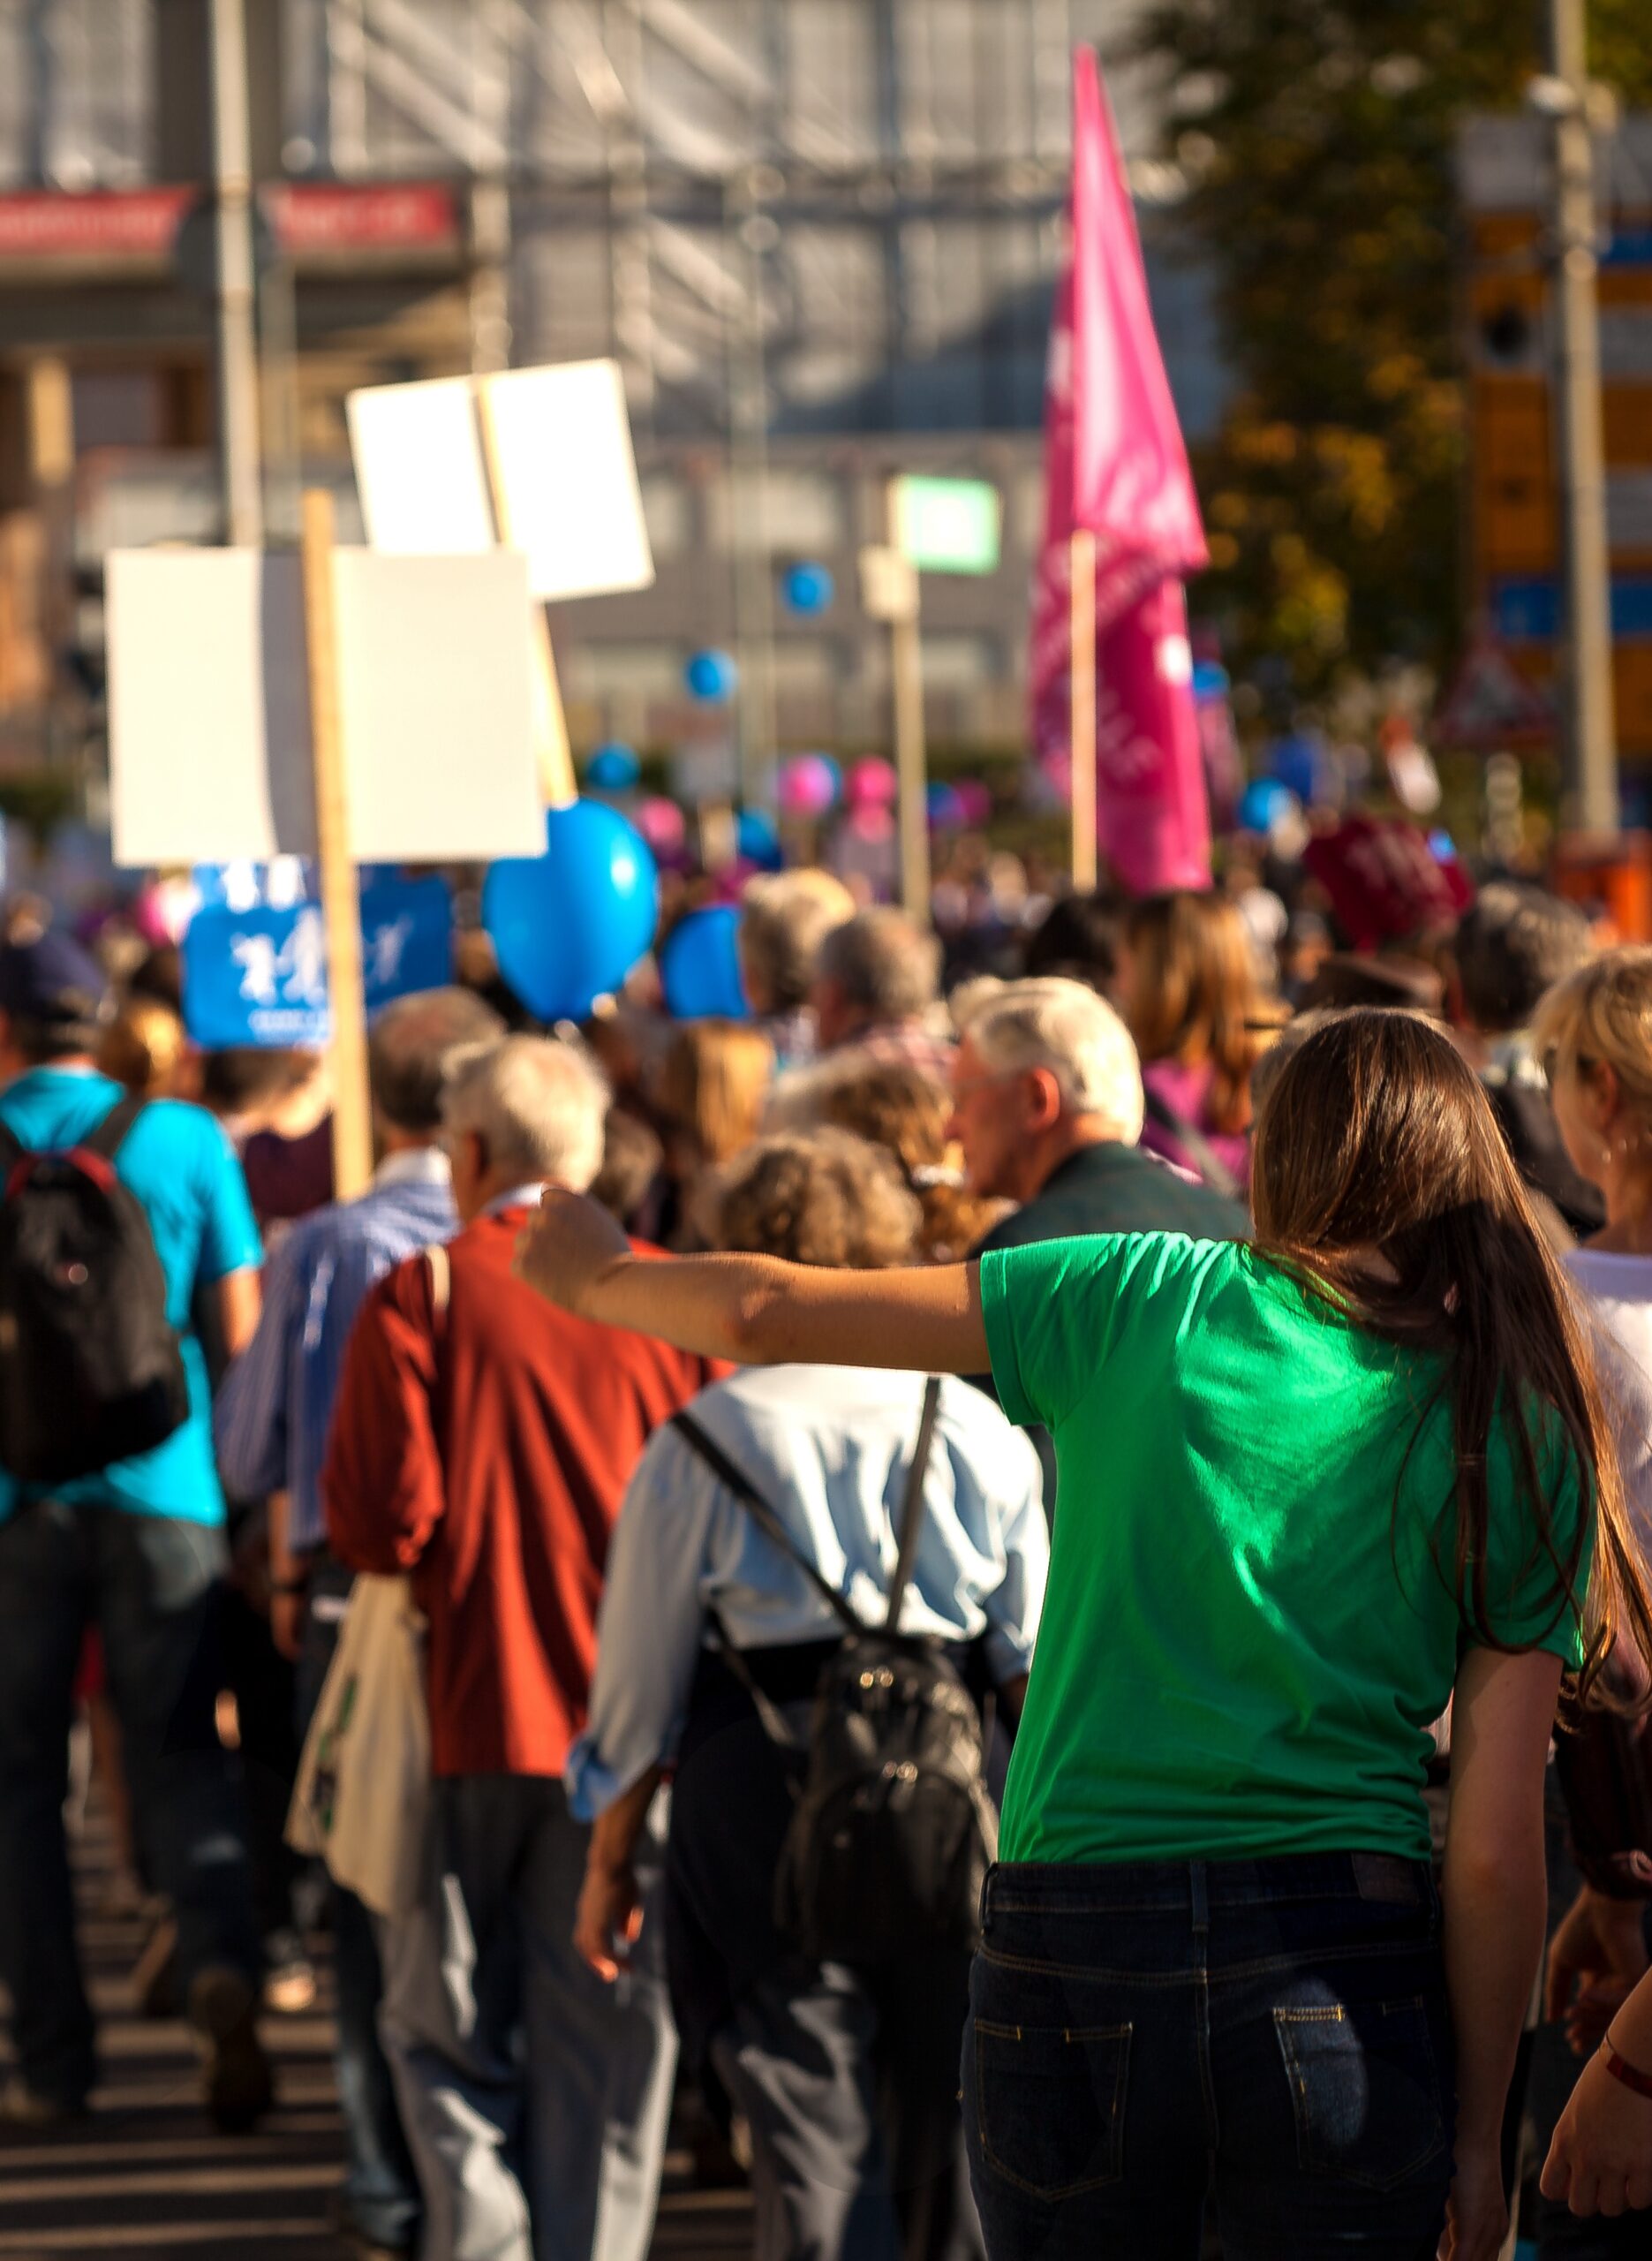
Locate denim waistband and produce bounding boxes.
[982,1851,1433,1921]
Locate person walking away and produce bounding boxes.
[323,1037,724,2261]
[1523,949,1652,2253]
[738,869,855,1070]
[805,908,954,1084]
[649,1018,773,1249]
[567,1129,1048,2261]
[516,1008,1652,2261]
[1452,882,1602,1240]
[0,933,271,2130]
[215,985,504,2258]
[1115,890,1276,1196]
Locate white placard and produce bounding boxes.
[345,377,495,558]
[480,360,654,601]
[107,548,544,867]
[345,359,654,602]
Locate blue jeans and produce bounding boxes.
[0,1500,260,2105]
[963,1853,1454,2261]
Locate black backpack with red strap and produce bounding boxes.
[0,1095,190,1483]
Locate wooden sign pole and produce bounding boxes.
[299,488,373,1201]
[475,382,577,809]
[886,480,932,922]
[1069,527,1098,891]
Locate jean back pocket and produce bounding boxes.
[973,2020,1132,2202]
[1274,1997,1447,2193]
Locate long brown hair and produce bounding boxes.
[1251,1009,1652,1705]
[654,1020,773,1171]
[1124,891,1271,1133]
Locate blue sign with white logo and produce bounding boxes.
[182,877,454,1047]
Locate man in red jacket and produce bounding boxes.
[323,1036,722,2261]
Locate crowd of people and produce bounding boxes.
[3,854,1652,2261]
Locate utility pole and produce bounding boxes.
[208,0,263,548]
[1549,0,1617,830]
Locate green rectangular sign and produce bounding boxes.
[892,476,1002,576]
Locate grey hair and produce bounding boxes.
[954,976,1145,1142]
[440,1034,609,1193]
[814,907,941,1023]
[739,869,856,1014]
[369,986,508,1132]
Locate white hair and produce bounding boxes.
[441,1034,609,1193]
[954,976,1144,1143]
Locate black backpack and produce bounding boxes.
[672,1378,998,1969]
[0,1096,191,1484]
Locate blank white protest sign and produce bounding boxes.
[106,547,545,867]
[346,358,655,601]
[344,376,496,559]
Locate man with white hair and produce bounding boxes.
[950,977,1247,1255]
[322,1036,723,2261]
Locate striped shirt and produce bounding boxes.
[215,1147,456,1552]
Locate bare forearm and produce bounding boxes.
[588,1765,666,1877]
[1443,1841,1548,2148]
[577,1249,988,1373]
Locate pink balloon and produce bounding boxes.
[847,804,895,843]
[846,757,898,810]
[952,779,993,827]
[779,754,836,817]
[633,797,687,854]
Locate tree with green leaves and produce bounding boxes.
[1122,1,1652,696]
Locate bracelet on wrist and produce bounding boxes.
[1602,2034,1652,2099]
[269,1577,309,1599]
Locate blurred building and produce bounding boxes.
[0,0,1225,772]
[1459,111,1652,774]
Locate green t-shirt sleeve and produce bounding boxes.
[1475,1409,1595,1669]
[979,1233,1144,1431]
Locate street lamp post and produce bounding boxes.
[208,0,263,549]
[1548,0,1618,830]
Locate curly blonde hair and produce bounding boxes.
[709,1128,920,1269]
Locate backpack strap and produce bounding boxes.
[882,1376,943,1633]
[671,1409,864,1639]
[79,1094,148,1164]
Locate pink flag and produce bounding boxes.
[1030,46,1211,894]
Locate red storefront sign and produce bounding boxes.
[0,188,194,259]
[0,181,460,266]
[264,182,460,255]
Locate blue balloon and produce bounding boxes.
[585,742,641,791]
[781,562,834,616]
[482,798,659,1022]
[1192,661,1230,701]
[735,809,783,871]
[1236,778,1292,835]
[1269,729,1330,806]
[926,782,964,829]
[660,906,750,1020]
[685,648,738,702]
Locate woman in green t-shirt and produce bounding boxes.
[517,1009,1652,2261]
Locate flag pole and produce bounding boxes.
[1069,528,1098,890]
